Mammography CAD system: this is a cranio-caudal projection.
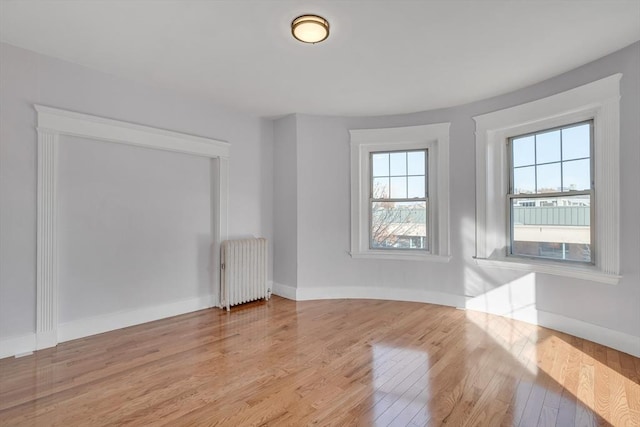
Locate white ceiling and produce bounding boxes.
[1,1,639,117]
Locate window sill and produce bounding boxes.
[473,256,621,285]
[350,250,451,262]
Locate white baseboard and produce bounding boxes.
[465,304,640,358]
[0,294,216,359]
[272,282,639,358]
[272,283,464,308]
[58,294,216,343]
[36,330,58,350]
[0,333,36,360]
[463,277,640,358]
[296,285,465,308]
[4,288,637,360]
[536,310,639,358]
[272,282,297,300]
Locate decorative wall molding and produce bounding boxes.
[349,123,451,259]
[35,105,229,158]
[473,74,621,279]
[34,105,230,351]
[594,96,620,275]
[36,129,59,350]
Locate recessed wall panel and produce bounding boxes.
[57,135,212,323]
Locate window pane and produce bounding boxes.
[512,135,535,167]
[371,201,427,250]
[390,177,407,198]
[372,177,389,198]
[372,153,389,177]
[407,176,425,198]
[407,151,425,175]
[536,130,561,164]
[389,152,406,176]
[513,166,535,194]
[562,124,590,160]
[536,162,561,193]
[562,159,590,191]
[511,195,591,262]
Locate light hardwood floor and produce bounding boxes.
[0,296,638,426]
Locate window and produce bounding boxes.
[370,150,428,250]
[349,123,450,261]
[508,121,593,263]
[474,74,621,284]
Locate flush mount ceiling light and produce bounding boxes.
[291,14,329,44]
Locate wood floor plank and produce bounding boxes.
[457,361,511,427]
[541,337,568,410]
[501,330,540,427]
[555,387,578,427]
[0,297,638,426]
[436,322,514,425]
[537,405,558,427]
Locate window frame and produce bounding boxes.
[473,74,621,284]
[349,123,451,262]
[368,148,429,251]
[506,120,595,264]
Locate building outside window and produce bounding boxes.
[370,149,428,250]
[349,123,450,261]
[473,74,620,283]
[508,121,593,263]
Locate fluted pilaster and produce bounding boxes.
[595,96,621,275]
[36,128,59,349]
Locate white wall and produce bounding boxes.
[1,39,637,358]
[57,135,212,322]
[273,42,640,355]
[272,115,297,292]
[0,43,274,346]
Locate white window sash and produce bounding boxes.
[350,123,450,261]
[473,74,621,283]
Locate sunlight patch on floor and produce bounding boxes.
[465,308,540,376]
[539,335,640,426]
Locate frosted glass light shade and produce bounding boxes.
[291,15,329,44]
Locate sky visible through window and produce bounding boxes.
[372,150,426,199]
[509,122,592,262]
[512,122,591,194]
[370,150,427,250]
